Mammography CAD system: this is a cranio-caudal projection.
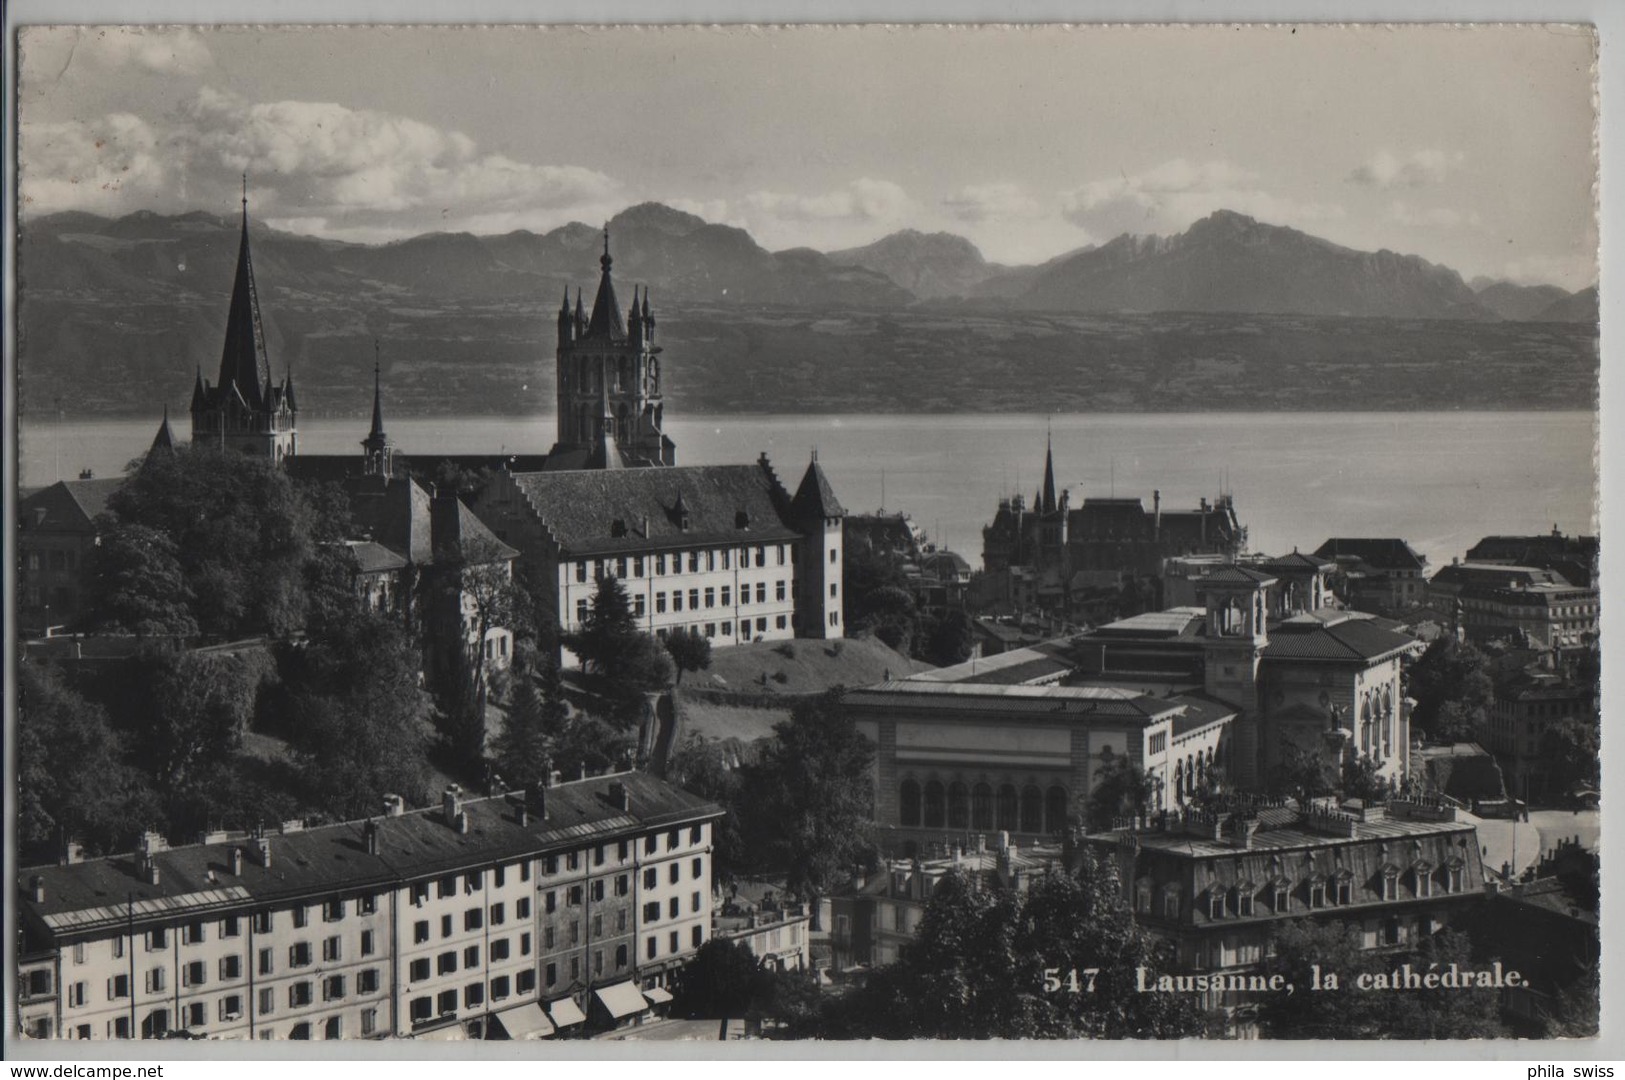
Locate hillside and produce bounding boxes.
[1532,286,1599,324]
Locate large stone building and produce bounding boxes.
[1313,538,1429,615]
[1425,562,1597,649]
[15,476,125,634]
[14,772,720,1042]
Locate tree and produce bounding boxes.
[1405,636,1494,741]
[925,609,975,667]
[1341,752,1392,803]
[672,938,765,1019]
[828,852,1206,1039]
[738,690,875,900]
[1256,920,1507,1039]
[567,574,673,725]
[490,672,553,789]
[121,644,261,804]
[666,731,745,874]
[1086,754,1155,828]
[1271,742,1338,809]
[664,629,713,685]
[279,614,435,819]
[1540,716,1600,795]
[16,662,155,859]
[84,520,198,637]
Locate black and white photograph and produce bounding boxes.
[4,13,1609,1056]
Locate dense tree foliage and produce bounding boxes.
[1086,755,1155,828]
[1405,637,1494,742]
[923,609,975,667]
[1270,742,1339,808]
[666,731,747,875]
[738,690,875,900]
[821,854,1206,1039]
[85,521,198,637]
[1341,752,1394,802]
[664,628,713,685]
[16,662,156,859]
[1256,920,1507,1038]
[1540,716,1600,795]
[489,663,566,789]
[567,573,673,724]
[121,644,265,804]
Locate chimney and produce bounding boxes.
[229,847,244,876]
[515,802,529,827]
[578,763,588,782]
[608,781,631,812]
[256,838,272,869]
[548,770,561,788]
[61,839,86,866]
[1153,490,1162,540]
[1233,817,1261,849]
[143,857,161,886]
[455,812,470,835]
[29,875,45,903]
[442,784,463,825]
[363,820,379,856]
[526,783,549,821]
[383,793,405,817]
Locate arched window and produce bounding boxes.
[1195,753,1205,790]
[1186,755,1196,797]
[1174,759,1184,802]
[1045,786,1068,833]
[1020,786,1044,833]
[947,782,969,829]
[899,780,921,828]
[971,784,993,831]
[996,785,1018,831]
[923,781,945,828]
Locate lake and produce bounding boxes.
[18,411,1597,572]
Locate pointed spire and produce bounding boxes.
[1041,433,1057,515]
[792,450,845,521]
[148,405,178,458]
[584,225,627,339]
[367,340,386,442]
[189,365,206,412]
[217,175,270,410]
[560,285,571,315]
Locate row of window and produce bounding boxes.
[899,780,1068,834]
[409,969,539,1023]
[406,935,531,981]
[19,549,78,572]
[537,925,706,991]
[1137,863,1469,921]
[640,892,705,923]
[538,829,703,877]
[575,545,790,583]
[100,968,384,1014]
[653,616,787,641]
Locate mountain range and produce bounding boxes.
[16,203,1598,419]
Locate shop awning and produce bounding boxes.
[415,1020,467,1041]
[642,986,674,1005]
[491,1003,554,1040]
[594,980,651,1020]
[547,997,587,1028]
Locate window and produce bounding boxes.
[643,867,658,889]
[145,968,166,993]
[184,960,207,987]
[441,914,453,938]
[465,870,483,893]
[1207,890,1225,920]
[359,968,380,994]
[569,958,580,981]
[517,897,531,919]
[776,581,787,602]
[576,561,588,583]
[438,990,457,1016]
[591,879,605,902]
[544,927,555,949]
[521,932,532,956]
[722,586,732,606]
[69,981,88,1007]
[592,914,603,938]
[323,936,342,962]
[566,885,582,907]
[323,898,344,922]
[322,975,345,1002]
[289,942,312,968]
[184,921,207,945]
[438,877,456,898]
[361,1009,377,1037]
[491,975,511,1001]
[594,950,604,976]
[577,598,590,623]
[656,592,668,614]
[618,910,628,932]
[567,851,580,871]
[545,963,557,988]
[644,901,661,923]
[141,1009,169,1040]
[688,588,699,610]
[1309,880,1327,909]
[545,891,557,914]
[258,948,274,976]
[147,928,168,951]
[409,997,432,1023]
[258,987,275,1016]
[492,938,510,961]
[219,995,242,1022]
[292,907,308,929]
[289,982,312,1008]
[359,893,378,916]
[464,945,480,968]
[410,883,430,907]
[756,583,767,604]
[491,902,506,926]
[414,920,431,944]
[670,862,682,884]
[1334,877,1353,906]
[569,922,580,945]
[693,925,704,949]
[109,974,130,1000]
[221,915,241,939]
[670,931,680,954]
[1237,887,1256,917]
[361,930,375,957]
[409,959,430,982]
[438,952,457,976]
[647,937,658,960]
[615,874,630,897]
[519,969,537,994]
[1160,885,1181,920]
[693,891,703,913]
[776,614,788,630]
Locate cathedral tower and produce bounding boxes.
[361,342,393,477]
[550,227,673,468]
[189,179,298,461]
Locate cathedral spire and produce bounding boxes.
[1041,433,1057,515]
[217,173,271,410]
[148,405,178,458]
[362,340,391,474]
[584,223,627,339]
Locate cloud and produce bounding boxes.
[743,178,915,225]
[20,113,170,212]
[941,182,1045,223]
[22,87,623,235]
[78,27,215,75]
[1061,159,1343,239]
[1347,149,1464,188]
[1388,200,1482,229]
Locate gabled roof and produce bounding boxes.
[790,457,845,520]
[346,475,433,564]
[1262,618,1421,663]
[342,540,409,575]
[1260,550,1332,572]
[430,494,518,565]
[147,408,178,457]
[17,477,126,533]
[506,463,801,557]
[1197,565,1278,588]
[1314,538,1427,571]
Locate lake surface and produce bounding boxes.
[18,411,1597,572]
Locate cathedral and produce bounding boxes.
[188,184,299,461]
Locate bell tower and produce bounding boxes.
[1196,565,1276,787]
[550,227,673,468]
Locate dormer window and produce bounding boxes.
[1159,883,1181,920]
[1445,858,1465,894]
[611,519,627,538]
[1412,861,1435,899]
[1332,870,1353,906]
[1381,865,1400,901]
[1206,888,1225,921]
[1235,882,1256,917]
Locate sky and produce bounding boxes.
[16,23,1600,289]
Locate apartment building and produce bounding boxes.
[13,772,721,1041]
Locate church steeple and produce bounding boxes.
[1040,433,1057,515]
[362,340,392,476]
[148,405,178,458]
[584,224,627,339]
[218,174,270,409]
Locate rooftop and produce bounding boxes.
[844,679,1182,723]
[1092,800,1478,859]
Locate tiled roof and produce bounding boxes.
[17,477,126,532]
[1262,618,1420,663]
[347,476,433,564]
[1089,607,1206,640]
[1168,694,1237,737]
[844,680,1178,722]
[344,540,408,574]
[1314,538,1426,571]
[507,463,801,557]
[18,772,720,937]
[1198,565,1278,587]
[431,493,518,564]
[1260,550,1332,571]
[790,458,845,519]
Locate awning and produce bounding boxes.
[643,986,674,1006]
[415,1021,467,1041]
[491,1003,554,1041]
[594,980,651,1020]
[547,997,587,1028]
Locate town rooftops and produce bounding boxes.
[1430,562,1574,589]
[844,679,1184,723]
[505,462,802,557]
[1196,565,1278,588]
[17,772,721,941]
[1089,607,1207,640]
[1314,537,1427,572]
[342,539,409,575]
[1261,616,1422,663]
[906,641,1076,686]
[1092,800,1480,859]
[17,477,127,532]
[1259,550,1333,572]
